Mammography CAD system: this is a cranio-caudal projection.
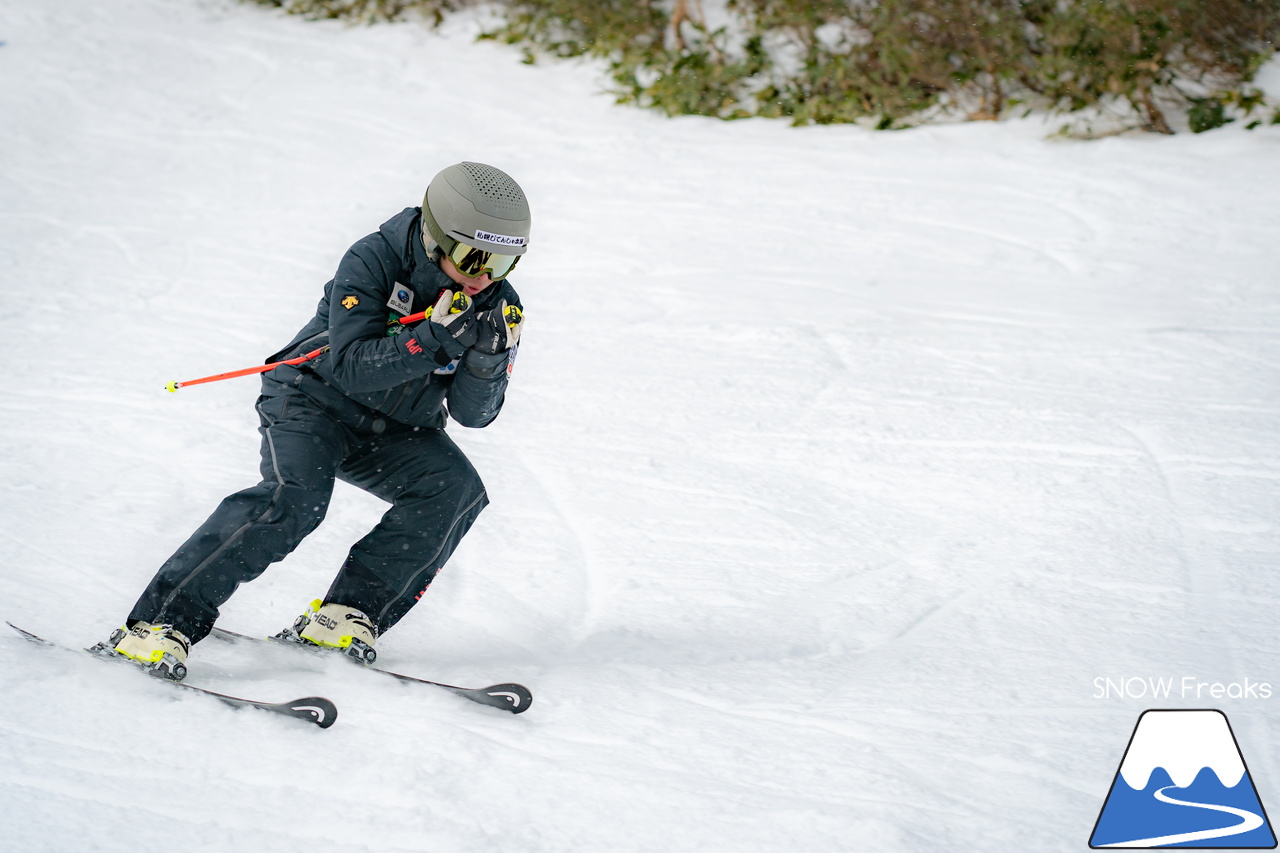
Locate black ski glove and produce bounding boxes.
[472,301,524,355]
[413,290,476,361]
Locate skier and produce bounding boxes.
[93,161,530,681]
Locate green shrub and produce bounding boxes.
[245,0,1280,134]
[246,0,463,25]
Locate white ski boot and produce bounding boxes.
[93,622,190,681]
[277,600,377,664]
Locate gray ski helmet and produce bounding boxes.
[421,162,531,257]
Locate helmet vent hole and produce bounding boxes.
[458,161,526,215]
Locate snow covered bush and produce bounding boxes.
[246,0,1280,134]
[246,0,463,25]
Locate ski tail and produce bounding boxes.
[5,621,338,729]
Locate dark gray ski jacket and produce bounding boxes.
[265,207,521,430]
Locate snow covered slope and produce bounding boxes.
[2,0,1278,850]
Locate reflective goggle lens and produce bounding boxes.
[448,241,520,280]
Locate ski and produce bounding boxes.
[5,621,338,728]
[209,626,533,714]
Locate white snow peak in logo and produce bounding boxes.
[1090,709,1276,848]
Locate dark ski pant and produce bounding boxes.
[129,375,488,643]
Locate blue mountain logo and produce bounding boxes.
[1090,709,1276,848]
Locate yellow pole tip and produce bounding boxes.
[165,381,180,393]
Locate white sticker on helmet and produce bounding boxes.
[474,229,526,248]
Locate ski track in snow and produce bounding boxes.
[2,0,1280,850]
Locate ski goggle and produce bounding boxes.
[447,240,521,281]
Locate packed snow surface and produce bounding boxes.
[2,1,1278,850]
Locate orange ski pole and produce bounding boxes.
[164,311,433,393]
[165,347,328,392]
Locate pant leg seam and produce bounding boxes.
[154,401,289,623]
[376,488,488,624]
